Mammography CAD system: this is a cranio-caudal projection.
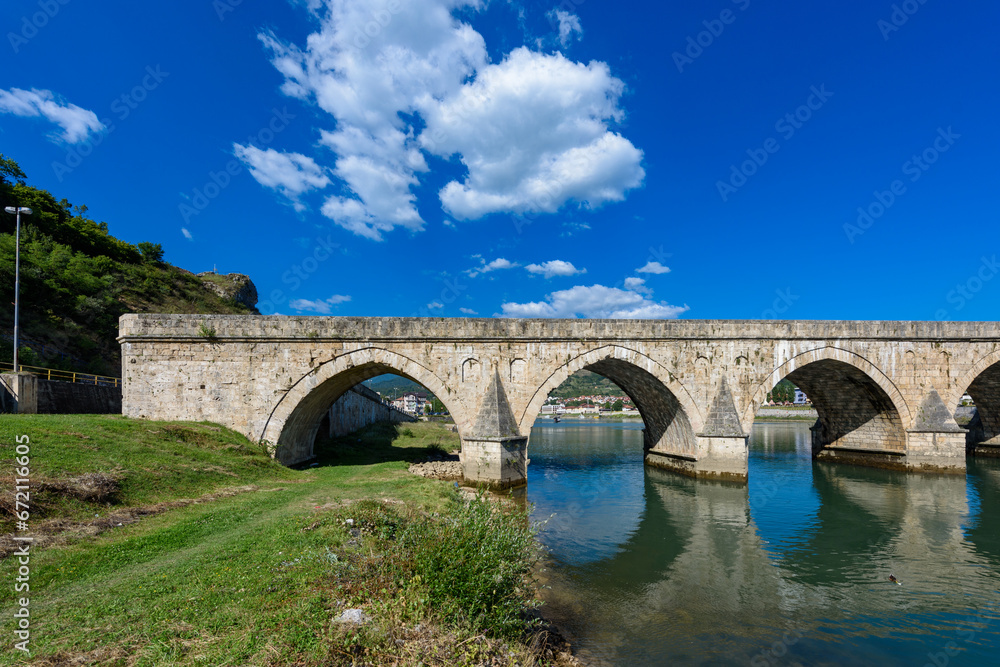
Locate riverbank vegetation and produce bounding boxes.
[0,417,569,665]
[753,406,818,422]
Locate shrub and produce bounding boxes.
[137,241,164,263]
[331,496,539,638]
[404,495,539,636]
[198,323,218,340]
[426,442,449,456]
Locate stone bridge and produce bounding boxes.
[118,315,1000,486]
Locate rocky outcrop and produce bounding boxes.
[197,272,259,312]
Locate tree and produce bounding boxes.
[138,242,164,263]
[767,379,797,403]
[0,154,26,186]
[611,399,624,411]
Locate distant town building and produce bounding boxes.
[793,389,809,405]
[391,392,428,415]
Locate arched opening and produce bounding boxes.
[259,349,466,466]
[588,358,698,456]
[524,348,700,459]
[955,358,1000,456]
[793,359,906,454]
[751,355,907,460]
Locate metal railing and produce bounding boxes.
[0,362,121,388]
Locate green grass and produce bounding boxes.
[313,420,459,468]
[0,415,280,533]
[0,417,547,666]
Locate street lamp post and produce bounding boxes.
[4,206,32,373]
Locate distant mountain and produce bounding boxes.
[362,374,436,400]
[547,370,626,398]
[362,369,626,403]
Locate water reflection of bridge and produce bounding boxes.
[540,454,1000,664]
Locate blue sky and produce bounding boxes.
[2,0,998,321]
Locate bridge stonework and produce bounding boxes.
[118,316,1000,486]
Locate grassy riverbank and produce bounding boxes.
[0,416,567,666]
[753,407,818,422]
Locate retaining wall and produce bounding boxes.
[324,384,416,438]
[1,373,122,414]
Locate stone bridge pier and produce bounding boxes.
[119,316,1000,487]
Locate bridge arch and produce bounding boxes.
[952,348,1000,408]
[259,347,469,465]
[952,348,1000,451]
[744,346,911,454]
[744,347,911,428]
[520,345,703,455]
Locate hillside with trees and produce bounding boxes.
[362,374,445,409]
[0,154,257,377]
[365,369,629,405]
[547,370,627,398]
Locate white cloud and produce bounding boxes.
[483,258,516,271]
[637,261,671,274]
[460,307,478,315]
[467,256,519,277]
[289,294,351,314]
[548,9,583,47]
[255,0,643,239]
[623,276,651,295]
[423,48,644,220]
[0,87,104,143]
[181,228,193,240]
[561,221,591,237]
[233,145,330,211]
[427,301,444,309]
[500,284,688,319]
[525,259,586,278]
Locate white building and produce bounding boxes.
[392,392,428,415]
[793,389,809,405]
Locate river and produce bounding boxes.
[523,419,1000,666]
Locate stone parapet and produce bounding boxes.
[119,314,1000,343]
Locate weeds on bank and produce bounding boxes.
[314,495,546,663]
[337,497,538,632]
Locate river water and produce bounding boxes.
[525,419,1000,666]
